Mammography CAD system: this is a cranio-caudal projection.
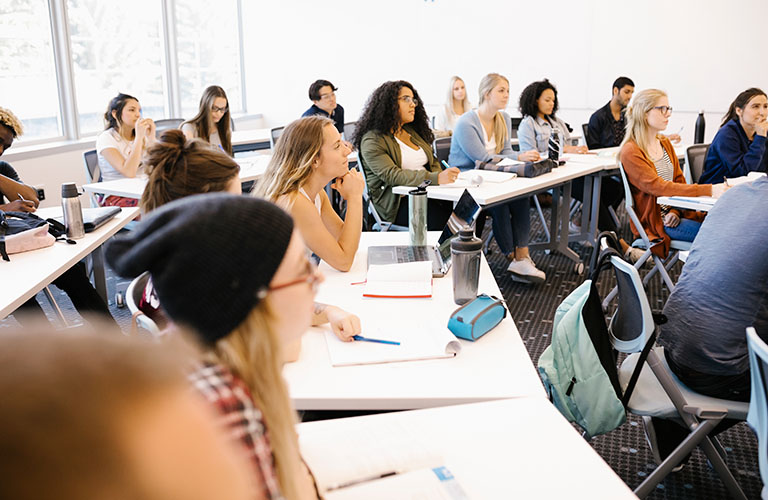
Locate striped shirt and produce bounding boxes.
[653,149,674,216]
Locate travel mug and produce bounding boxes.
[409,184,428,246]
[61,182,85,239]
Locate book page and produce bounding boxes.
[323,318,461,366]
[363,261,433,298]
[458,169,517,183]
[299,419,443,493]
[323,467,470,500]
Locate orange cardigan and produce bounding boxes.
[619,137,712,257]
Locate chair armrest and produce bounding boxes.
[683,405,728,420]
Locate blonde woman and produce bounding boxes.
[181,85,233,156]
[435,76,472,135]
[448,73,545,283]
[256,116,365,272]
[619,89,727,258]
[107,195,324,500]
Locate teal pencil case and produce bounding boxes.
[447,294,507,341]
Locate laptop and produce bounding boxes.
[53,206,122,233]
[367,190,481,277]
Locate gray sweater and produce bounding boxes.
[448,110,519,170]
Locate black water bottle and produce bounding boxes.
[694,110,705,144]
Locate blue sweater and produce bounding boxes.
[700,118,768,184]
[448,110,519,170]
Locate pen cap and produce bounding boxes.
[61,182,80,198]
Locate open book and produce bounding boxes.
[300,419,469,500]
[363,261,432,298]
[323,318,461,366]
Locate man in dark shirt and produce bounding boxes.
[0,106,117,327]
[587,77,635,149]
[301,79,345,134]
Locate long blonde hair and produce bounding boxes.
[621,88,668,157]
[478,73,509,154]
[255,116,334,203]
[207,304,304,500]
[444,76,471,118]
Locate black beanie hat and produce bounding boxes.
[106,193,294,344]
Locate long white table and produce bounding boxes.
[298,398,637,499]
[0,206,139,319]
[82,155,271,200]
[283,231,545,411]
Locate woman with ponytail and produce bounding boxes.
[181,85,233,156]
[700,87,768,183]
[448,73,546,283]
[619,89,728,258]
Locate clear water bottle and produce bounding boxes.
[61,182,85,239]
[451,226,482,305]
[408,183,428,246]
[548,128,561,163]
[694,110,705,144]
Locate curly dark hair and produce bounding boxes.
[352,80,433,150]
[518,79,559,119]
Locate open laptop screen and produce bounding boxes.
[437,190,481,262]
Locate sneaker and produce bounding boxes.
[507,257,546,284]
[624,246,646,265]
[642,416,685,472]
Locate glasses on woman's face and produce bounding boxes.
[211,105,228,114]
[652,105,673,115]
[399,96,418,106]
[257,258,320,299]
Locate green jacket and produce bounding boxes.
[359,124,441,223]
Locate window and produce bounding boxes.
[175,0,243,117]
[66,0,168,135]
[0,0,63,142]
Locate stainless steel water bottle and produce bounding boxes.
[408,183,428,246]
[61,182,85,239]
[694,110,706,144]
[451,226,482,304]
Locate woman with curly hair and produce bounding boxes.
[354,80,459,230]
[517,79,587,155]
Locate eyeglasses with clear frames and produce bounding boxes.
[319,92,336,101]
[399,96,418,106]
[256,258,320,299]
[211,105,229,113]
[652,105,673,115]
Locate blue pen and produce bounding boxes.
[441,160,450,170]
[352,335,400,346]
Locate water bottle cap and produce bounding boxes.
[61,183,80,198]
[451,225,482,251]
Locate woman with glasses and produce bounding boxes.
[354,80,460,230]
[302,79,344,134]
[181,85,233,156]
[257,116,365,272]
[620,89,727,258]
[107,194,324,500]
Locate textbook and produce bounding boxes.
[323,318,461,366]
[362,261,433,298]
[300,419,469,500]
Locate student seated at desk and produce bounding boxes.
[0,326,253,500]
[434,75,471,137]
[302,79,344,134]
[587,76,635,150]
[107,195,326,500]
[700,87,768,184]
[518,79,588,156]
[256,116,364,272]
[354,80,460,230]
[619,89,727,259]
[448,73,545,283]
[140,130,359,340]
[0,107,117,328]
[181,85,233,156]
[96,93,156,207]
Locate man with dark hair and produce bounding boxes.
[302,79,345,134]
[586,76,635,149]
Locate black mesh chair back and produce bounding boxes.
[433,137,451,163]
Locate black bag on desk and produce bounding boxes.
[0,210,55,261]
[476,158,555,178]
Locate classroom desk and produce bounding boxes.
[282,231,546,411]
[231,128,271,153]
[0,206,139,319]
[82,155,270,200]
[298,398,637,499]
[656,195,715,212]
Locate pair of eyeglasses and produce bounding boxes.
[256,258,320,299]
[400,96,418,106]
[319,92,336,101]
[652,105,673,115]
[211,105,228,113]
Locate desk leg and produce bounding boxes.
[586,174,604,275]
[554,182,582,268]
[91,246,108,304]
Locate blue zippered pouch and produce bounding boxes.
[447,294,507,341]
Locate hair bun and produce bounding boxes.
[157,128,186,149]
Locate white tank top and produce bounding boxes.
[396,137,429,171]
[298,187,322,214]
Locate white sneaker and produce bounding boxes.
[507,257,546,284]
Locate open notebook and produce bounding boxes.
[300,419,469,500]
[324,318,461,366]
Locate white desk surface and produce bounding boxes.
[231,128,270,146]
[298,398,637,499]
[0,206,139,318]
[657,195,714,212]
[588,143,687,163]
[392,160,608,206]
[82,155,270,199]
[283,232,545,411]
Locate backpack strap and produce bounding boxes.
[620,327,658,407]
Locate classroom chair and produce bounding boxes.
[747,327,768,500]
[154,118,184,133]
[82,149,103,208]
[126,271,161,338]
[581,123,590,148]
[357,158,406,232]
[683,143,710,184]
[270,126,285,149]
[343,121,357,144]
[608,253,749,499]
[433,137,451,164]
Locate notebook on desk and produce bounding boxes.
[53,207,122,233]
[367,190,480,277]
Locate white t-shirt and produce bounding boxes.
[181,122,222,150]
[96,129,134,181]
[396,137,429,171]
[483,124,497,156]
